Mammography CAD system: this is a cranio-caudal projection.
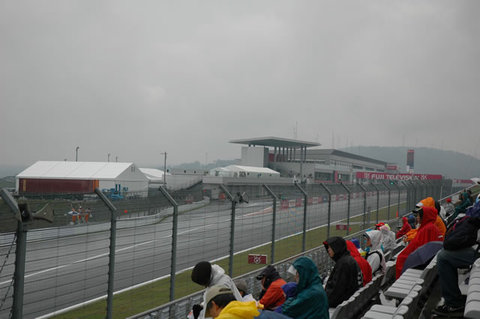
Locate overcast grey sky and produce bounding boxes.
[1,1,479,170]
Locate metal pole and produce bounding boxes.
[371,183,380,224]
[294,182,308,251]
[219,184,236,277]
[157,186,179,301]
[340,183,351,235]
[320,183,332,238]
[0,189,26,319]
[94,188,117,318]
[75,146,79,162]
[263,185,278,263]
[382,182,391,220]
[358,183,368,229]
[394,182,401,217]
[162,152,167,187]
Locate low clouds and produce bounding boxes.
[1,1,479,169]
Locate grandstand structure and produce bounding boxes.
[230,136,391,183]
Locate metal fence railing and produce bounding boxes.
[0,179,468,319]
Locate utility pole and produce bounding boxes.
[161,152,167,187]
[75,146,79,162]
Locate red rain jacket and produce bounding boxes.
[395,206,443,278]
[346,240,372,286]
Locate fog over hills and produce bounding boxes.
[342,146,480,179]
[1,147,478,181]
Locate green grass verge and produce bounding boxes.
[52,201,406,319]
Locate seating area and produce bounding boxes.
[328,240,480,319]
[465,257,480,319]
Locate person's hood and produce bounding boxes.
[210,264,226,285]
[346,240,362,258]
[379,225,392,234]
[402,216,409,225]
[366,230,382,251]
[292,256,321,292]
[256,265,280,281]
[418,197,435,208]
[323,236,348,261]
[419,206,437,228]
[281,282,298,299]
[218,300,259,319]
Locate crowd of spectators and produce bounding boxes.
[186,189,480,318]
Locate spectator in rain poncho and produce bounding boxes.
[442,198,455,219]
[396,217,412,239]
[363,230,386,275]
[404,197,446,243]
[257,265,287,311]
[448,192,472,223]
[323,237,363,307]
[395,206,443,279]
[274,282,297,314]
[379,224,396,253]
[346,240,372,286]
[190,262,243,319]
[281,257,329,319]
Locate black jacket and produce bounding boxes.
[324,237,363,307]
[444,216,480,251]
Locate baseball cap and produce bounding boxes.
[204,285,234,317]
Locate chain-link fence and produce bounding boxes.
[0,179,463,318]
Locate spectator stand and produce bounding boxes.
[362,253,439,319]
[464,257,480,318]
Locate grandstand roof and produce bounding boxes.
[17,161,135,179]
[223,165,280,174]
[308,149,388,165]
[230,136,320,148]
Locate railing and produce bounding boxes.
[0,180,451,318]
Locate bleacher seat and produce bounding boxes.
[465,258,480,318]
[330,273,383,319]
[362,286,420,319]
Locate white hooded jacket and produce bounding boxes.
[365,230,386,274]
[198,264,243,319]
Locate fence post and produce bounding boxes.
[319,183,332,239]
[357,183,368,229]
[340,183,351,235]
[294,182,308,252]
[219,184,236,277]
[157,186,179,301]
[263,185,278,263]
[0,189,26,319]
[382,182,391,220]
[394,182,401,217]
[402,181,411,212]
[94,188,118,318]
[371,183,380,224]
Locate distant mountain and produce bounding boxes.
[0,165,25,178]
[341,146,480,179]
[0,176,15,189]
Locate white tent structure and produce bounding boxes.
[16,161,149,195]
[139,168,169,183]
[209,165,280,179]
